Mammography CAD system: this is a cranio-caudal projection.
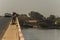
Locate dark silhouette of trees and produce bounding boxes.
[45,15,56,28]
[18,11,60,29]
[47,15,56,25]
[29,11,48,28]
[55,17,60,26]
[18,14,29,29]
[39,15,56,29]
[29,11,46,21]
[47,15,56,20]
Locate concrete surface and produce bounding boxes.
[2,22,19,40]
[0,17,11,40]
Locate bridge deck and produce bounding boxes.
[2,22,19,40]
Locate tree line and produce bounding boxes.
[18,11,60,29]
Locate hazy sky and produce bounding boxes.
[0,0,60,17]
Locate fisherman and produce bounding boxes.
[12,12,17,24]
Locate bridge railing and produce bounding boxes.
[16,17,24,40]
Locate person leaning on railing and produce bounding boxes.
[12,12,17,24]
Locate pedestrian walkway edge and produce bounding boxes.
[16,18,24,40]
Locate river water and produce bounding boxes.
[22,28,60,40]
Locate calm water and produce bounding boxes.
[22,28,60,40]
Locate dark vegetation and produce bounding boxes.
[4,13,12,17]
[4,11,60,29]
[18,11,60,29]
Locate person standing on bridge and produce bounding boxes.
[12,12,17,24]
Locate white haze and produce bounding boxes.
[0,0,60,17]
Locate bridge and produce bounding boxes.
[0,17,60,40]
[0,17,24,40]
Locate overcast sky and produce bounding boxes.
[0,0,60,17]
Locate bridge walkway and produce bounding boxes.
[2,20,19,40]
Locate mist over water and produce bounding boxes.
[0,0,60,17]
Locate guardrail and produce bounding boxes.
[16,17,24,40]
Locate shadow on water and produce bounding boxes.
[21,25,60,30]
[21,25,33,29]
